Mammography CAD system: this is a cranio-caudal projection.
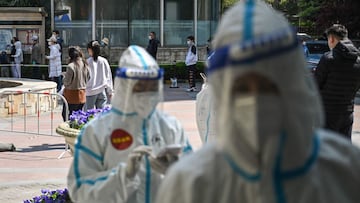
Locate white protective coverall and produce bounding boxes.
[195,73,216,143]
[156,1,360,203]
[67,45,192,203]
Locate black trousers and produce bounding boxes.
[187,64,196,88]
[62,103,85,122]
[325,112,353,140]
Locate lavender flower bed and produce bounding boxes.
[23,188,72,203]
[69,106,111,129]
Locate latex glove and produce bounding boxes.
[125,145,152,178]
[148,154,179,174]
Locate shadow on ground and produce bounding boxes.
[18,143,66,153]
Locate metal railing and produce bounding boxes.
[0,90,70,158]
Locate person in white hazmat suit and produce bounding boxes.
[195,72,216,143]
[67,45,192,203]
[155,1,360,203]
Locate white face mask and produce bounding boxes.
[187,40,192,46]
[133,92,160,118]
[148,35,152,40]
[232,94,283,153]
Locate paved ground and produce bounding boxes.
[0,83,201,202]
[0,82,360,202]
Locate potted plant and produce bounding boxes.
[56,106,111,154]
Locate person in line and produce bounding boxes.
[0,51,9,77]
[46,36,62,92]
[85,40,113,110]
[302,39,309,58]
[156,1,360,203]
[314,24,360,140]
[100,37,110,60]
[206,37,213,57]
[67,45,192,203]
[146,31,160,60]
[53,30,63,60]
[31,35,42,79]
[62,46,90,121]
[185,35,198,92]
[11,38,23,78]
[9,38,16,77]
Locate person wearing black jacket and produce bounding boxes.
[315,24,360,140]
[146,31,160,59]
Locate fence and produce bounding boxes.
[0,90,70,158]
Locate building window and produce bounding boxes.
[96,0,129,47]
[55,0,92,47]
[197,0,219,46]
[129,0,160,46]
[164,0,194,46]
[54,0,219,47]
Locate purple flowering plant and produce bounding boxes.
[69,106,111,129]
[23,188,72,203]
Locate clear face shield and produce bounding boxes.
[112,67,164,119]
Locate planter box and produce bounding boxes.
[56,122,80,154]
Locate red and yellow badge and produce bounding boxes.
[110,129,133,150]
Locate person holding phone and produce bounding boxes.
[67,45,192,203]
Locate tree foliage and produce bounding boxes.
[0,0,41,6]
[265,0,360,38]
[221,0,239,13]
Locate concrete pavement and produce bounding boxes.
[0,82,360,202]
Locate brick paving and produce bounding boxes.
[0,82,359,202]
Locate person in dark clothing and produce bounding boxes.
[9,38,16,77]
[0,51,9,77]
[185,35,198,92]
[314,24,360,140]
[146,31,160,59]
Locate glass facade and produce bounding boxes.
[197,0,219,46]
[129,0,160,46]
[96,0,129,47]
[164,0,193,46]
[55,0,92,47]
[54,0,219,47]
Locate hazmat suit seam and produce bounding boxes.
[244,0,255,41]
[222,153,261,182]
[281,135,320,179]
[131,45,149,70]
[111,108,138,116]
[74,128,86,188]
[273,133,320,203]
[183,140,193,154]
[142,119,152,203]
[78,175,109,186]
[75,144,104,162]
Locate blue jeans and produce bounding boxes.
[85,91,107,110]
[52,76,62,92]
